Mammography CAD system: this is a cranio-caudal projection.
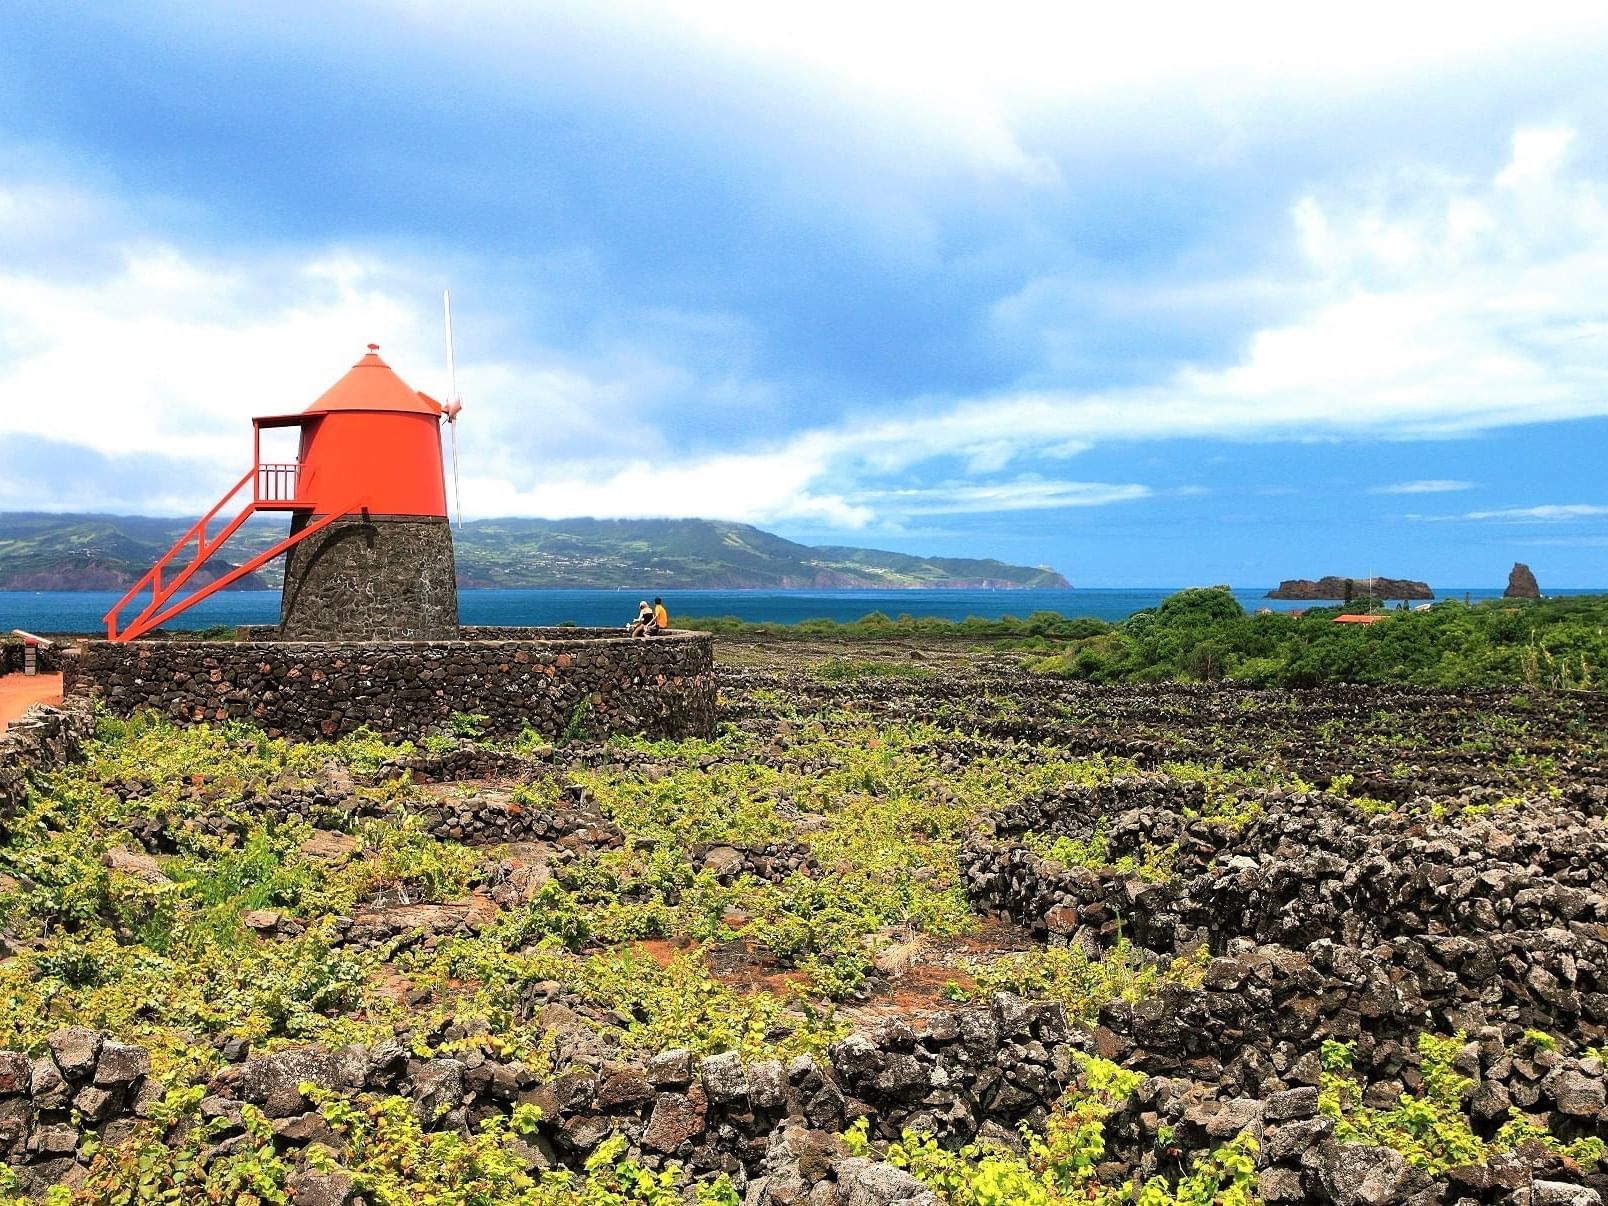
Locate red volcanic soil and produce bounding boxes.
[0,672,63,733]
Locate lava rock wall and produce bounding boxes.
[0,638,68,675]
[64,632,716,742]
[278,514,459,640]
[7,1000,1604,1201]
[0,997,1074,1198]
[962,779,1608,1047]
[0,699,93,833]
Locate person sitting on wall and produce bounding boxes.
[628,600,659,638]
[653,597,669,631]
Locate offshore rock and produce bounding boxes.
[1506,562,1542,598]
[1268,576,1432,600]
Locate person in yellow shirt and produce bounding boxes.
[652,597,669,630]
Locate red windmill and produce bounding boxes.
[105,342,463,642]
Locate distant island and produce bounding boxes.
[1268,575,1433,601]
[0,513,1069,591]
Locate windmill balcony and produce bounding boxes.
[254,462,307,510]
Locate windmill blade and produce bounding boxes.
[443,289,464,531]
[450,420,463,533]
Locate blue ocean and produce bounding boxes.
[0,586,1565,636]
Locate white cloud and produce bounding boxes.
[1410,503,1608,522]
[7,116,1608,530]
[613,1,1608,180]
[855,479,1149,516]
[1369,480,1474,495]
[460,439,871,528]
[1464,504,1608,521]
[0,242,432,466]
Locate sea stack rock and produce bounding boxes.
[1504,562,1541,599]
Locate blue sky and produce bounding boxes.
[3,2,1608,587]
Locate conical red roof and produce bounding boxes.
[304,345,443,416]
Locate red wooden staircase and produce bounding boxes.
[102,448,356,642]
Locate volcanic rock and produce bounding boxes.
[643,1088,707,1152]
[1268,576,1432,601]
[1506,562,1542,598]
[46,1029,101,1080]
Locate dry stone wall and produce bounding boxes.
[63,630,716,743]
[0,997,1091,1198]
[6,998,1605,1202]
[962,780,1608,1044]
[0,700,94,833]
[958,771,1608,1202]
[0,638,68,676]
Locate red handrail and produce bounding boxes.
[104,468,256,640]
[113,499,360,641]
[102,449,354,641]
[255,462,300,504]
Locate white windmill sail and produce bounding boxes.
[443,289,464,530]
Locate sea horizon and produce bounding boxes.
[5,584,1603,636]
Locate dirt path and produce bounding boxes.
[0,672,64,733]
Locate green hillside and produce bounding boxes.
[0,513,1069,591]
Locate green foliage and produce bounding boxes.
[408,938,844,1063]
[451,711,491,739]
[57,1084,740,1205]
[330,726,415,776]
[1155,587,1245,627]
[518,720,1122,1002]
[886,1054,1259,1205]
[9,705,1111,1088]
[23,663,1606,1203]
[64,1099,295,1202]
[809,658,935,682]
[1320,1032,1604,1174]
[685,609,1108,644]
[1029,591,1608,688]
[562,698,593,744]
[964,941,1207,1025]
[0,717,499,1078]
[1026,823,1176,882]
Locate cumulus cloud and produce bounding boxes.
[6,111,1608,533]
[929,123,1608,445]
[0,240,431,465]
[550,0,1608,184]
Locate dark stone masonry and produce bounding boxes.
[0,637,68,676]
[3,992,1604,1202]
[63,628,716,743]
[279,514,460,639]
[0,699,94,832]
